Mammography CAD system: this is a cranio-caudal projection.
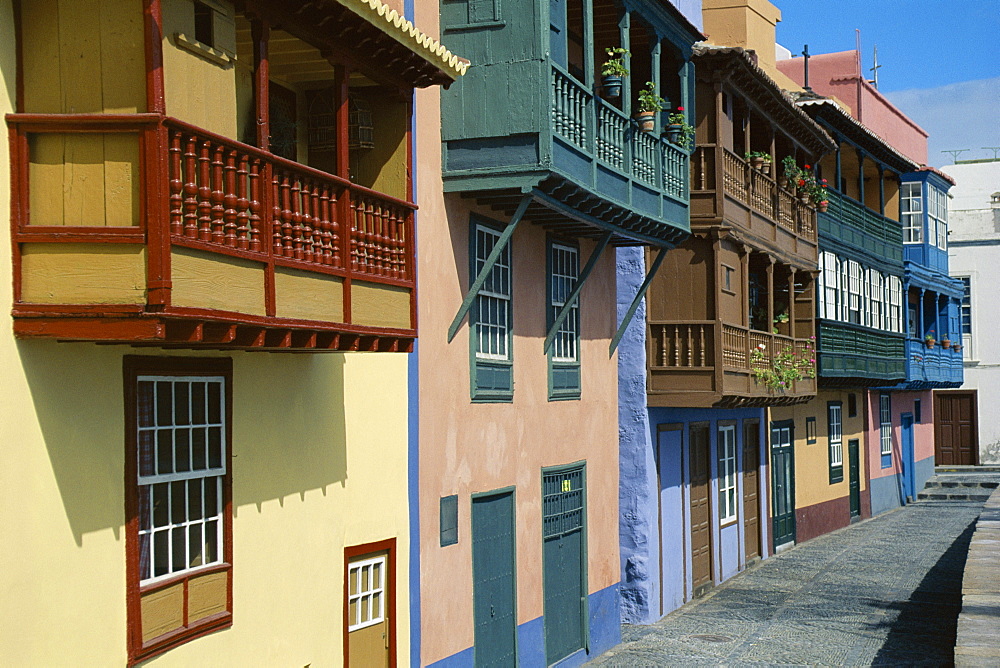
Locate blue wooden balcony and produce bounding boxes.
[901,338,964,388]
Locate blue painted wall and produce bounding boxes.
[870,454,935,516]
[425,585,620,668]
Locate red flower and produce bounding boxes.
[804,164,811,169]
[677,106,685,111]
[798,179,806,186]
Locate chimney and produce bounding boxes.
[702,0,782,70]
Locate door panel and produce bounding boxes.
[770,422,795,548]
[901,413,915,500]
[347,551,390,668]
[935,393,978,466]
[689,424,713,595]
[543,467,586,665]
[848,439,861,518]
[743,421,761,562]
[472,492,517,668]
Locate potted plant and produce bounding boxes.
[665,107,695,149]
[953,344,963,352]
[796,164,816,204]
[745,150,770,171]
[924,332,936,349]
[601,47,629,99]
[635,81,666,133]
[941,335,952,349]
[779,156,798,189]
[810,177,830,212]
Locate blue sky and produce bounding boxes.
[773,1,1000,166]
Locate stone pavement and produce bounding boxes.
[591,500,985,666]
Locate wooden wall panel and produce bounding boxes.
[28,133,140,227]
[139,582,184,643]
[351,281,411,330]
[21,243,147,304]
[170,247,266,316]
[274,268,344,323]
[22,0,145,114]
[187,571,228,624]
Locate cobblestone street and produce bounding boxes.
[591,501,985,666]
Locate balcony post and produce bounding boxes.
[714,81,725,217]
[857,149,865,205]
[143,0,166,114]
[619,12,631,117]
[252,19,270,151]
[918,287,926,339]
[766,254,775,333]
[582,0,594,87]
[877,161,886,216]
[835,135,842,190]
[788,268,797,340]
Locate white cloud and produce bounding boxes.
[885,77,1000,167]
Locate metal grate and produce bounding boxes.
[542,468,584,539]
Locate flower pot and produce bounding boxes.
[925,339,936,349]
[778,176,789,190]
[761,161,772,176]
[941,339,951,349]
[817,201,829,213]
[750,156,764,170]
[798,192,810,205]
[665,123,684,144]
[601,75,622,99]
[635,111,656,133]
[954,345,963,352]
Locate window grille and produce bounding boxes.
[880,394,892,456]
[475,225,511,361]
[550,243,579,363]
[828,404,843,468]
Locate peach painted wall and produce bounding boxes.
[413,6,620,665]
[866,390,935,482]
[776,51,928,165]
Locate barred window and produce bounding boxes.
[901,182,922,243]
[137,376,226,583]
[828,403,843,469]
[960,277,972,335]
[474,224,511,361]
[718,425,738,523]
[550,243,579,363]
[880,394,892,456]
[929,186,948,250]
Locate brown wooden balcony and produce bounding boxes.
[690,146,818,263]
[8,114,415,351]
[647,320,816,407]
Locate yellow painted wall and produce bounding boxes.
[21,0,146,114]
[274,267,344,323]
[771,388,867,510]
[352,280,411,330]
[3,12,410,660]
[162,0,238,138]
[170,247,266,316]
[20,243,147,304]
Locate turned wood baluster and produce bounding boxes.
[300,180,314,262]
[388,209,400,278]
[280,174,294,257]
[290,177,303,260]
[210,144,225,244]
[699,326,706,366]
[236,154,250,250]
[660,326,668,367]
[248,158,261,252]
[169,132,183,236]
[365,200,376,273]
[686,325,693,366]
[398,210,410,280]
[349,196,359,272]
[374,202,386,275]
[197,140,213,241]
[673,325,681,366]
[183,135,199,238]
[271,171,283,255]
[318,186,332,265]
[223,149,238,247]
[330,189,341,268]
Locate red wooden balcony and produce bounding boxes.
[8,114,415,351]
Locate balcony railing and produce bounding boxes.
[646,320,816,404]
[819,188,903,263]
[550,64,689,205]
[8,113,416,350]
[691,146,816,246]
[906,338,964,386]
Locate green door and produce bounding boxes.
[770,421,796,548]
[472,491,517,668]
[848,439,861,518]
[542,465,586,665]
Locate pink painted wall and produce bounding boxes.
[776,50,928,165]
[413,8,621,663]
[866,390,935,483]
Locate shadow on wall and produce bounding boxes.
[18,341,349,545]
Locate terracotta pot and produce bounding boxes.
[925,339,936,349]
[751,156,764,170]
[761,161,772,176]
[798,192,810,205]
[817,201,829,213]
[635,111,656,133]
[941,339,951,349]
[778,176,789,189]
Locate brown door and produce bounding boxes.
[935,391,978,466]
[743,420,762,562]
[689,423,713,596]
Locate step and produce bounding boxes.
[916,491,993,502]
[923,480,1000,490]
[936,465,1000,474]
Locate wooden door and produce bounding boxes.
[935,392,978,466]
[770,421,795,548]
[472,491,517,668]
[542,466,586,665]
[347,549,391,667]
[742,420,762,562]
[689,423,713,596]
[848,439,861,518]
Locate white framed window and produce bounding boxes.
[847,260,862,324]
[888,276,903,333]
[348,555,387,631]
[929,186,948,250]
[820,252,839,320]
[550,243,579,363]
[137,375,226,584]
[828,403,843,469]
[717,425,738,524]
[901,182,923,243]
[960,276,972,336]
[869,269,884,331]
[880,394,892,456]
[474,224,511,361]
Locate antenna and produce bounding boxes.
[870,44,881,89]
[982,147,1000,160]
[942,149,969,163]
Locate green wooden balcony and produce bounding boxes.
[818,188,903,264]
[817,321,906,385]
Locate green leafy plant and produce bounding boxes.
[750,339,816,391]
[781,156,799,182]
[636,81,667,113]
[601,48,630,77]
[744,150,772,162]
[666,107,695,149]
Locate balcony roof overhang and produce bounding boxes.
[239,0,468,88]
[693,46,836,156]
